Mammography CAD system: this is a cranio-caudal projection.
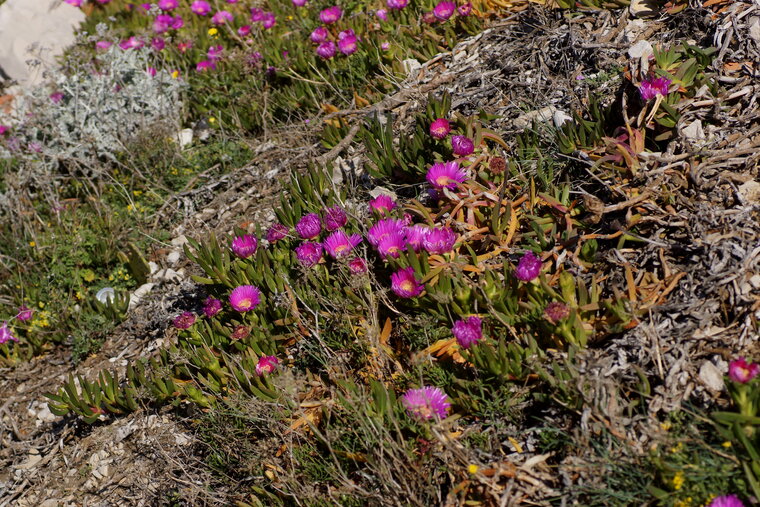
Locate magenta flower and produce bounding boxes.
[238,25,251,36]
[337,29,358,55]
[544,302,570,324]
[65,0,83,6]
[261,12,276,29]
[153,14,172,33]
[378,232,407,259]
[266,223,289,242]
[16,306,33,322]
[728,358,760,384]
[316,41,337,59]
[368,218,405,246]
[311,26,329,43]
[515,251,542,282]
[404,224,428,252]
[387,0,409,9]
[212,10,234,25]
[319,6,342,24]
[95,40,112,50]
[152,37,166,51]
[191,0,211,15]
[203,297,222,318]
[369,195,396,215]
[452,135,474,156]
[708,496,745,507]
[250,8,264,21]
[146,67,157,77]
[177,40,193,53]
[381,42,390,51]
[429,118,451,139]
[639,76,671,101]
[256,355,280,376]
[173,311,196,329]
[452,316,482,349]
[423,226,457,254]
[323,206,348,231]
[158,0,178,11]
[458,2,472,15]
[119,37,144,50]
[207,45,224,61]
[391,267,424,298]
[295,241,324,267]
[231,325,250,340]
[376,8,388,20]
[348,257,368,274]
[50,92,64,104]
[323,231,362,258]
[0,125,8,136]
[433,0,456,20]
[296,213,322,239]
[229,285,262,312]
[0,321,18,345]
[231,234,258,258]
[196,60,216,72]
[402,386,450,420]
[426,161,468,190]
[293,0,308,6]
[171,15,184,29]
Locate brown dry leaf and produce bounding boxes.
[353,92,371,108]
[379,317,392,346]
[422,338,467,364]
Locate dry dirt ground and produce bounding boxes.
[1,2,759,505]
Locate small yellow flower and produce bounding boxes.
[29,241,36,247]
[38,301,45,308]
[208,27,218,36]
[82,270,96,282]
[209,117,216,123]
[672,471,684,491]
[287,15,293,20]
[660,421,672,431]
[467,464,479,475]
[722,441,732,448]
[171,70,179,79]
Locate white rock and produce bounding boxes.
[699,361,724,391]
[738,180,760,204]
[0,0,85,86]
[628,40,653,60]
[170,235,188,248]
[552,110,573,128]
[175,128,193,149]
[35,404,57,424]
[174,433,192,446]
[166,250,181,265]
[749,17,760,45]
[148,261,159,275]
[629,0,660,18]
[402,58,421,78]
[682,120,705,143]
[514,106,558,129]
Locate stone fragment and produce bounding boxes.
[629,0,660,18]
[738,180,760,204]
[698,361,724,392]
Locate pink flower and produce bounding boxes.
[316,41,337,59]
[261,12,276,29]
[153,14,172,33]
[119,37,144,50]
[158,0,178,11]
[146,67,157,77]
[0,321,18,345]
[452,316,482,349]
[95,40,113,50]
[256,355,279,376]
[295,241,324,267]
[319,6,342,24]
[404,224,428,252]
[311,26,329,43]
[728,357,760,384]
[207,45,224,61]
[231,234,258,258]
[266,223,289,242]
[293,0,308,6]
[16,306,33,322]
[250,8,264,21]
[203,297,222,317]
[65,0,83,7]
[426,161,467,190]
[433,0,456,20]
[423,226,457,254]
[229,285,262,312]
[323,231,362,258]
[708,496,745,507]
[296,213,322,239]
[196,60,216,72]
[452,135,474,156]
[369,195,396,215]
[429,118,451,139]
[391,267,423,298]
[171,15,184,29]
[378,232,407,259]
[231,325,250,340]
[338,31,358,55]
[152,37,166,51]
[177,40,193,53]
[323,206,347,231]
[639,76,671,101]
[50,92,64,104]
[212,10,234,25]
[0,125,8,136]
[376,8,388,20]
[237,25,251,36]
[191,1,211,15]
[544,302,570,324]
[457,2,472,15]
[387,0,408,9]
[348,257,368,274]
[368,218,405,247]
[381,42,390,51]
[401,386,450,420]
[173,311,196,329]
[515,251,541,282]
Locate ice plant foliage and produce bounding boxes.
[402,386,451,421]
[391,267,424,298]
[229,285,262,312]
[515,251,542,282]
[426,161,467,190]
[639,76,672,101]
[728,357,760,384]
[231,234,258,258]
[452,316,482,349]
